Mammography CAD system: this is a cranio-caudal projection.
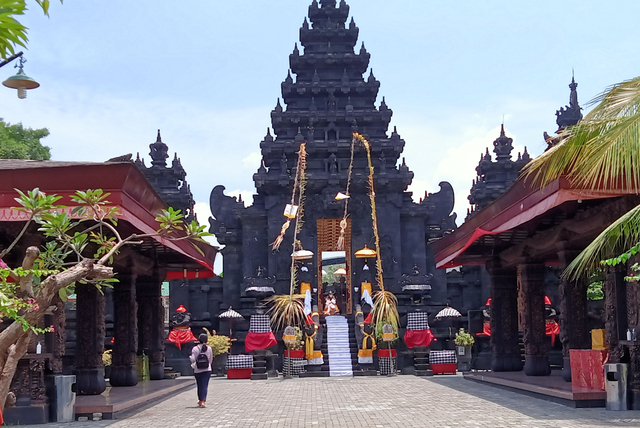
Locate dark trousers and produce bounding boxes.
[194,371,211,401]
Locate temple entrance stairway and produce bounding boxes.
[324,315,354,377]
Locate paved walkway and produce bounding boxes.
[17,375,640,427]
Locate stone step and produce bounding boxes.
[250,373,268,380]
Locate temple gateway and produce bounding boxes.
[3,0,635,423]
[170,0,608,390]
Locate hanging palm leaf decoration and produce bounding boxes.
[267,143,308,331]
[352,133,399,331]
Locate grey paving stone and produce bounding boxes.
[12,375,640,427]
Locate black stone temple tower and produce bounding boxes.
[209,0,456,332]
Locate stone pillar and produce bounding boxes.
[624,266,640,409]
[222,245,242,309]
[137,274,166,380]
[487,259,522,372]
[110,273,138,387]
[557,249,589,382]
[74,284,106,395]
[518,262,550,376]
[604,265,626,363]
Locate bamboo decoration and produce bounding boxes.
[336,136,356,250]
[267,143,308,331]
[271,143,308,251]
[352,132,399,331]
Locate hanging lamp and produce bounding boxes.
[354,245,377,258]
[3,57,39,99]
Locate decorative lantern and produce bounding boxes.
[354,245,377,258]
[2,57,39,99]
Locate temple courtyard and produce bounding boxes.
[15,375,640,428]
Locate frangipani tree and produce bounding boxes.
[525,76,640,278]
[0,0,61,59]
[0,188,210,408]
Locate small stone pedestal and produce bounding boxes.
[413,346,433,376]
[265,353,278,378]
[251,350,268,380]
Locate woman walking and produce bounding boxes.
[190,333,213,408]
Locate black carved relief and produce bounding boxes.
[110,274,139,387]
[605,265,625,363]
[519,263,550,376]
[75,284,106,395]
[487,260,522,372]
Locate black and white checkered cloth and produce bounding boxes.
[226,355,254,369]
[407,312,429,330]
[379,357,397,375]
[283,357,306,375]
[429,350,456,364]
[249,314,272,333]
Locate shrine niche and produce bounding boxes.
[317,218,352,315]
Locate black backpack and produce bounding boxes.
[196,345,209,369]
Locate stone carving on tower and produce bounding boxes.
[544,76,583,149]
[135,130,196,222]
[467,125,530,217]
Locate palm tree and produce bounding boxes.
[524,76,640,278]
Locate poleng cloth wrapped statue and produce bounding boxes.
[403,312,435,348]
[245,314,277,353]
[358,313,377,364]
[304,314,324,364]
[167,305,198,350]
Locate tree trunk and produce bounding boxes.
[0,331,32,410]
[0,258,113,408]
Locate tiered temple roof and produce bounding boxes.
[135,130,195,222]
[254,0,413,195]
[467,125,530,217]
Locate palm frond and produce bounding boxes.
[524,75,640,192]
[265,294,306,331]
[371,290,399,331]
[564,202,640,279]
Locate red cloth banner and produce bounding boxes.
[477,323,491,336]
[227,368,252,379]
[570,349,607,391]
[167,328,197,350]
[377,349,397,358]
[546,321,560,345]
[404,329,435,348]
[284,350,305,358]
[245,331,277,353]
[431,363,457,375]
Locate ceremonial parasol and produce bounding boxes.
[218,306,243,336]
[435,305,462,338]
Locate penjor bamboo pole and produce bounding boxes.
[289,143,307,296]
[354,133,385,292]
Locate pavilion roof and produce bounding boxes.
[432,175,634,269]
[0,159,217,276]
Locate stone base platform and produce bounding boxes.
[75,377,194,420]
[353,370,378,376]
[464,370,606,408]
[299,371,330,378]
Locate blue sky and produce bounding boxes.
[3,0,640,233]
